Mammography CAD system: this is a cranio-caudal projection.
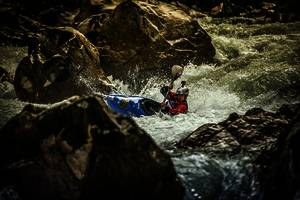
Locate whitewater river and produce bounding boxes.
[114,17,300,199]
[1,17,300,199]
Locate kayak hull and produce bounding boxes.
[104,94,161,117]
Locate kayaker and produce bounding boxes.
[160,80,189,115]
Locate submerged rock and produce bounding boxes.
[0,95,184,200]
[13,26,113,103]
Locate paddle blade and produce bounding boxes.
[171,65,183,80]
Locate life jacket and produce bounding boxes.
[164,91,188,115]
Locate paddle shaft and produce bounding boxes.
[161,65,183,107]
[161,78,175,104]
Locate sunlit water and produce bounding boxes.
[1,17,300,200]
[131,64,245,145]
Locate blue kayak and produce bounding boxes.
[104,94,161,117]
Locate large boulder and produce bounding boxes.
[176,104,299,158]
[14,25,113,103]
[257,105,300,200]
[78,1,215,86]
[0,95,185,200]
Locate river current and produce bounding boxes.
[1,17,299,199]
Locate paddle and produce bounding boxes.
[160,65,184,109]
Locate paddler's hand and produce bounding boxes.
[160,102,166,109]
[168,82,174,90]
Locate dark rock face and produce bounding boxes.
[79,1,215,85]
[0,96,184,200]
[258,107,300,200]
[13,26,113,103]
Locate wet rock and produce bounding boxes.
[0,95,185,200]
[78,1,215,88]
[177,123,241,155]
[257,104,300,200]
[13,26,113,103]
[177,104,298,158]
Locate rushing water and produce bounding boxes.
[1,17,300,199]
[110,17,300,199]
[110,64,264,199]
[172,153,261,200]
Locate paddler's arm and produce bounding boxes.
[168,82,174,90]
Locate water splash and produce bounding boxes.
[172,153,261,200]
[107,63,245,145]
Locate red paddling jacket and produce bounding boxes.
[162,90,188,115]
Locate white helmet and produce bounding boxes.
[176,87,189,96]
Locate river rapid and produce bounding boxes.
[1,17,300,199]
[112,17,300,199]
